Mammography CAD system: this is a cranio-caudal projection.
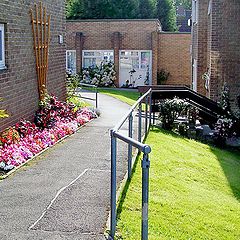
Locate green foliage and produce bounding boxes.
[66,0,177,31]
[67,0,138,19]
[66,0,84,19]
[175,0,191,9]
[156,0,177,31]
[66,74,81,98]
[214,84,240,145]
[138,0,154,18]
[157,69,170,85]
[0,98,9,119]
[117,128,240,239]
[67,96,92,111]
[158,97,189,130]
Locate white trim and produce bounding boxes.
[0,24,5,69]
[192,0,198,24]
[208,0,212,15]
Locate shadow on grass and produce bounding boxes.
[210,146,240,201]
[153,126,240,201]
[116,152,141,221]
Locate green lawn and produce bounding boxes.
[98,88,140,106]
[117,128,240,240]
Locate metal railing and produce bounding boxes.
[79,83,98,108]
[110,88,152,240]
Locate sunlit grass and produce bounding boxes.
[117,127,240,240]
[98,88,140,106]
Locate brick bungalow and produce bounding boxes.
[66,19,191,88]
[191,0,240,110]
[0,0,66,131]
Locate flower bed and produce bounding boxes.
[0,95,97,173]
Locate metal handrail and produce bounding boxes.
[110,88,152,240]
[113,88,152,132]
[79,83,98,108]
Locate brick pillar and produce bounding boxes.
[112,32,121,87]
[151,31,159,85]
[75,32,85,73]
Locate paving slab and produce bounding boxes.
[0,93,137,240]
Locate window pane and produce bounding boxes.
[131,51,138,57]
[0,30,2,61]
[67,51,76,74]
[141,52,150,69]
[132,58,139,69]
[83,58,97,68]
[84,52,94,56]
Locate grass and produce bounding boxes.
[97,88,140,106]
[117,127,240,240]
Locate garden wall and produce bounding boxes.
[0,0,66,131]
[158,32,191,86]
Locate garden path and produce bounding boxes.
[0,93,134,240]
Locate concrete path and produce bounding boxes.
[0,93,133,240]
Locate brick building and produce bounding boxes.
[66,19,191,88]
[0,0,66,131]
[191,0,240,110]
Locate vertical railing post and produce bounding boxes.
[141,153,150,240]
[128,113,133,179]
[110,129,117,239]
[95,87,98,109]
[149,92,152,129]
[138,102,142,143]
[145,97,148,136]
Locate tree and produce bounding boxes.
[155,0,177,31]
[138,0,154,18]
[67,0,138,19]
[66,0,85,19]
[174,0,191,9]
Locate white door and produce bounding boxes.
[119,51,152,87]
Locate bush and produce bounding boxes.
[81,61,116,87]
[34,93,76,129]
[214,84,240,146]
[157,69,170,85]
[158,97,189,130]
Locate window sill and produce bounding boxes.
[0,65,7,71]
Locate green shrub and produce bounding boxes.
[158,97,189,130]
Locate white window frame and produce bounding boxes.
[119,50,152,71]
[66,50,76,74]
[0,24,6,69]
[82,50,114,68]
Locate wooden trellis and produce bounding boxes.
[30,2,50,100]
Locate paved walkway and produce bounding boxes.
[0,94,133,240]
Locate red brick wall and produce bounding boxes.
[194,0,240,110]
[196,0,209,96]
[210,0,240,110]
[66,20,191,86]
[0,0,66,131]
[66,19,161,51]
[158,33,191,86]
